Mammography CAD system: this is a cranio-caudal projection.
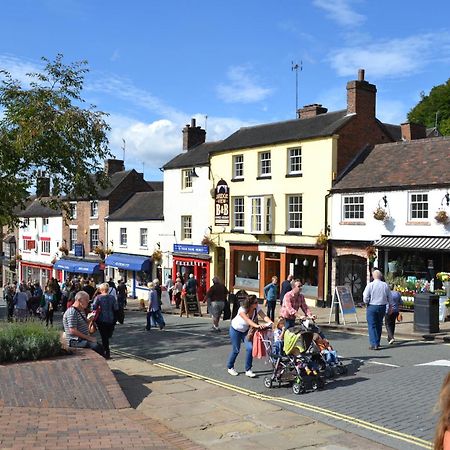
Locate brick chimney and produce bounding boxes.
[104,158,125,176]
[36,172,50,197]
[401,122,427,141]
[297,104,328,119]
[182,118,206,151]
[346,69,377,117]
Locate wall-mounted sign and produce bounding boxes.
[173,244,209,254]
[74,244,84,257]
[214,179,229,226]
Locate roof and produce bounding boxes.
[332,136,450,192]
[381,122,402,141]
[163,141,224,170]
[107,191,163,221]
[20,198,61,218]
[147,181,163,191]
[95,170,133,199]
[209,110,354,152]
[375,235,450,251]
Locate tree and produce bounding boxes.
[0,54,111,228]
[407,78,450,136]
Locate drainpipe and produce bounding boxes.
[324,190,332,307]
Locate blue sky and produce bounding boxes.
[1,0,449,181]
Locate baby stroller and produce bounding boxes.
[261,328,325,394]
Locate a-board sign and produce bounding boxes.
[182,293,202,317]
[335,285,356,314]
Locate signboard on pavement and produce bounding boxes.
[328,285,358,325]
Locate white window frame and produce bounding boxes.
[120,227,128,246]
[181,215,192,240]
[409,192,429,220]
[22,218,30,231]
[232,197,245,229]
[41,240,51,254]
[42,217,49,233]
[89,228,99,252]
[342,195,365,220]
[90,200,99,218]
[287,195,303,231]
[69,228,77,251]
[181,169,193,190]
[287,147,302,175]
[258,151,271,177]
[247,195,273,234]
[69,202,77,219]
[232,154,244,179]
[140,228,148,247]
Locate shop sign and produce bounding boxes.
[258,245,286,253]
[173,244,209,254]
[74,243,84,257]
[214,179,229,226]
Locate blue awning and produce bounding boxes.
[53,259,101,274]
[105,253,151,272]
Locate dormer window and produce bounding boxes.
[181,169,192,190]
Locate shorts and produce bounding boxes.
[210,300,225,319]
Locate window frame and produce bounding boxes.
[409,191,429,220]
[247,195,273,234]
[69,202,77,219]
[181,169,193,190]
[287,147,302,175]
[69,228,77,251]
[41,240,51,254]
[120,227,128,246]
[258,151,271,177]
[140,228,148,247]
[342,195,365,221]
[232,154,244,179]
[181,215,192,240]
[286,194,303,232]
[232,197,245,230]
[90,200,99,218]
[42,217,49,233]
[89,228,99,252]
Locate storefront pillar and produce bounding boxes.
[132,271,137,298]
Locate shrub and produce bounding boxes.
[0,321,64,363]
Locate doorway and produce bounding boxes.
[264,258,280,288]
[336,255,367,304]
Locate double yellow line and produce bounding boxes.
[112,349,432,449]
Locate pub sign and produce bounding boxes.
[214,179,230,226]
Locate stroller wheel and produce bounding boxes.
[263,377,273,389]
[292,382,305,395]
[325,366,334,379]
[311,380,319,391]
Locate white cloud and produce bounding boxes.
[313,0,365,27]
[216,65,273,104]
[0,54,41,85]
[110,49,120,62]
[328,32,450,79]
[376,99,407,124]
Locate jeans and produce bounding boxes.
[366,304,386,347]
[227,326,253,371]
[97,322,115,358]
[266,301,276,322]
[146,310,165,330]
[322,349,337,364]
[69,338,105,357]
[385,311,398,341]
[273,340,283,356]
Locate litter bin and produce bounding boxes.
[414,293,439,333]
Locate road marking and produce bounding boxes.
[111,348,432,449]
[415,360,450,367]
[367,361,401,368]
[164,330,208,337]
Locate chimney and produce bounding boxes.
[346,68,377,117]
[297,104,328,119]
[182,118,206,151]
[401,122,427,141]
[36,172,50,197]
[104,158,125,176]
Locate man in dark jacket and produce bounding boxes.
[280,274,293,305]
[206,277,229,332]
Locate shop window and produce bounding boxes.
[41,240,50,254]
[287,147,302,174]
[90,228,99,252]
[120,228,127,246]
[140,228,148,247]
[258,151,271,177]
[234,251,259,290]
[69,228,77,251]
[248,195,273,234]
[181,169,192,190]
[409,192,428,220]
[42,217,49,233]
[232,154,244,179]
[90,200,99,218]
[342,195,364,220]
[289,255,318,297]
[181,215,192,240]
[287,195,302,231]
[232,197,245,229]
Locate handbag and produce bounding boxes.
[396,312,403,322]
[88,317,97,334]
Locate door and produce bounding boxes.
[264,259,280,288]
[336,255,366,304]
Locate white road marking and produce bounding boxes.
[415,360,450,367]
[167,330,207,337]
[367,361,401,368]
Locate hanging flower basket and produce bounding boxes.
[93,246,106,259]
[152,249,162,262]
[105,248,113,256]
[373,207,388,221]
[58,245,69,255]
[15,253,22,261]
[201,235,215,247]
[435,210,449,224]
[316,231,328,247]
[365,245,377,262]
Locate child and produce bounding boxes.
[272,316,286,355]
[314,333,337,366]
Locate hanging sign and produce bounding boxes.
[214,179,230,226]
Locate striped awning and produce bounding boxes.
[374,236,450,251]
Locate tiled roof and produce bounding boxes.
[381,122,402,141]
[209,110,353,152]
[332,136,450,192]
[20,198,61,218]
[147,181,163,191]
[107,191,163,221]
[163,141,224,170]
[95,170,133,199]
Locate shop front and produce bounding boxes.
[104,253,151,299]
[229,243,325,302]
[20,261,52,286]
[53,258,104,282]
[2,234,17,285]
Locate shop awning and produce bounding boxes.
[53,259,101,274]
[374,236,450,251]
[105,253,151,271]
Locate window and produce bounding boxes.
[120,228,127,246]
[90,229,99,252]
[41,240,50,254]
[42,217,49,233]
[90,200,98,218]
[140,228,148,247]
[410,192,428,219]
[248,195,273,233]
[22,218,30,230]
[287,195,303,231]
[288,147,302,174]
[69,229,77,251]
[251,198,262,232]
[265,197,272,233]
[233,155,244,179]
[181,215,192,240]
[233,197,245,229]
[22,238,35,251]
[258,151,271,177]
[343,195,364,220]
[181,169,192,190]
[69,202,77,219]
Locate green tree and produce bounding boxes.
[407,78,450,136]
[0,54,111,227]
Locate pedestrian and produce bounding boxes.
[263,276,278,322]
[117,279,127,321]
[62,291,104,356]
[227,295,273,378]
[42,285,56,327]
[434,373,450,450]
[4,284,15,322]
[92,283,119,359]
[205,276,229,332]
[13,285,29,321]
[280,279,316,329]
[186,273,197,295]
[279,274,293,305]
[385,283,403,345]
[363,269,393,350]
[146,282,165,331]
[173,277,183,308]
[82,279,95,300]
[108,278,117,298]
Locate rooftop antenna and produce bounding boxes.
[205,115,208,134]
[291,61,302,117]
[121,139,126,162]
[142,161,145,177]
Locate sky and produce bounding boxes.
[1,0,449,181]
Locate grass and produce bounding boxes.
[0,320,64,363]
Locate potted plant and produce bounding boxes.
[93,246,106,260]
[201,235,215,247]
[316,231,328,247]
[373,206,388,221]
[435,210,449,224]
[58,244,69,256]
[437,272,450,297]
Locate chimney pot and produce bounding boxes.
[400,122,427,141]
[104,158,125,176]
[191,118,196,128]
[182,118,206,151]
[297,103,328,119]
[358,69,365,81]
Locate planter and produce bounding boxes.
[444,281,450,297]
[413,293,439,333]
